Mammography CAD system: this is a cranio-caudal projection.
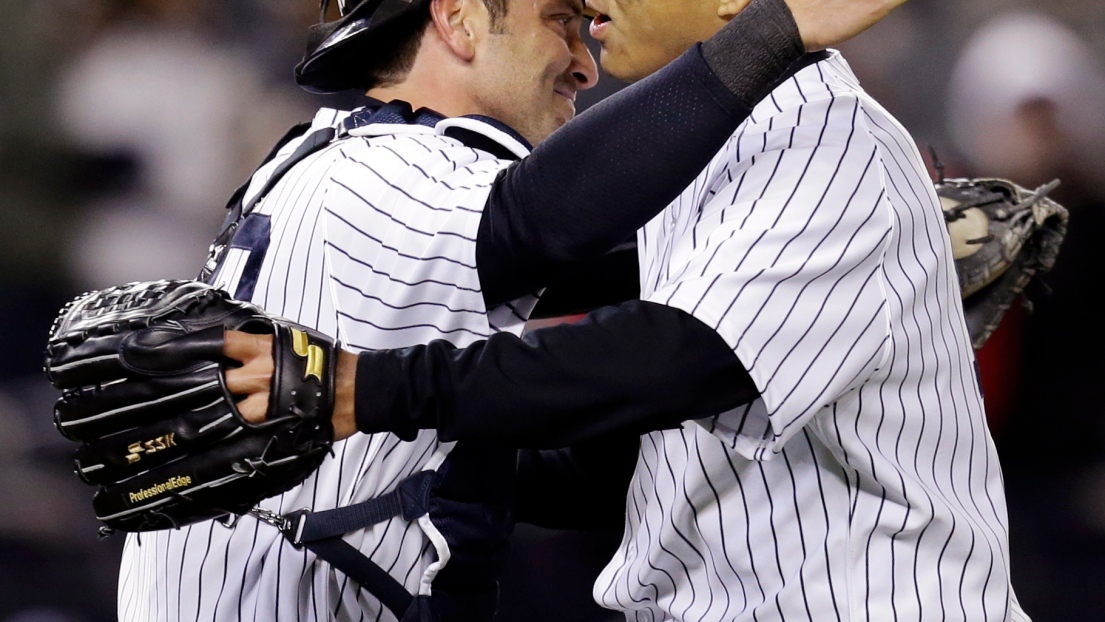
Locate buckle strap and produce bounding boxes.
[281,470,436,545]
[248,470,438,620]
[250,504,418,620]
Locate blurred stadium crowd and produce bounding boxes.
[1,0,1103,620]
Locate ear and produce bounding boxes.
[429,0,484,61]
[716,0,753,19]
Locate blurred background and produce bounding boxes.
[1,0,1103,619]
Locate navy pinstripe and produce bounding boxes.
[594,51,1029,622]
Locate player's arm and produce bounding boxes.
[527,240,639,319]
[350,301,757,447]
[223,301,757,446]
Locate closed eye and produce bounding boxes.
[549,12,584,31]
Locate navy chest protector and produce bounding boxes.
[199,102,520,622]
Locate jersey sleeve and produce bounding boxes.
[320,133,530,351]
[644,91,894,460]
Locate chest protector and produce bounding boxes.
[200,101,522,622]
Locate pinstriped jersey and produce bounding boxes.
[594,52,1029,622]
[117,107,535,622]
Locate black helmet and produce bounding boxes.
[295,0,431,93]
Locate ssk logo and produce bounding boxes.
[126,433,177,464]
[291,328,325,381]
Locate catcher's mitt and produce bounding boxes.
[939,177,1069,349]
[44,279,337,533]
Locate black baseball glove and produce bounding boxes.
[939,177,1069,349]
[44,279,338,533]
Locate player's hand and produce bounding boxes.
[784,0,908,51]
[224,329,360,441]
[223,330,274,424]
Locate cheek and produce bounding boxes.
[598,9,674,80]
[599,37,666,82]
[598,46,631,80]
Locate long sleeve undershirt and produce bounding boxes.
[355,0,810,447]
[478,0,804,308]
[357,300,759,447]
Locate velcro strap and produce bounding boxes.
[295,470,436,544]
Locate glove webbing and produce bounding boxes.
[252,470,437,620]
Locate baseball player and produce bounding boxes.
[222,0,1032,621]
[113,0,904,620]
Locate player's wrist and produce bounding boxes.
[267,321,339,438]
[785,0,907,53]
[332,349,359,440]
[701,0,805,109]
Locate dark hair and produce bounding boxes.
[348,7,434,91]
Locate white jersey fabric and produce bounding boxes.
[594,52,1028,622]
[118,107,534,621]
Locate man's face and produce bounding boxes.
[470,0,598,145]
[585,0,726,82]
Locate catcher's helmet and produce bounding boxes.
[295,0,432,93]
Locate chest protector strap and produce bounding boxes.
[252,470,438,620]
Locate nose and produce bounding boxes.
[569,35,599,90]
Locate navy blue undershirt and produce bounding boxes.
[354,7,823,512]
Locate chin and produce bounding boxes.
[560,103,576,124]
[599,50,649,83]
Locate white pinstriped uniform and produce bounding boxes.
[117,107,534,621]
[594,52,1029,622]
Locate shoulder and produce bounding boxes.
[329,115,524,187]
[723,51,907,161]
[746,51,872,125]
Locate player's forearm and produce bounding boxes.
[351,301,759,448]
[476,0,804,307]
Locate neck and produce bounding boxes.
[366,33,479,118]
